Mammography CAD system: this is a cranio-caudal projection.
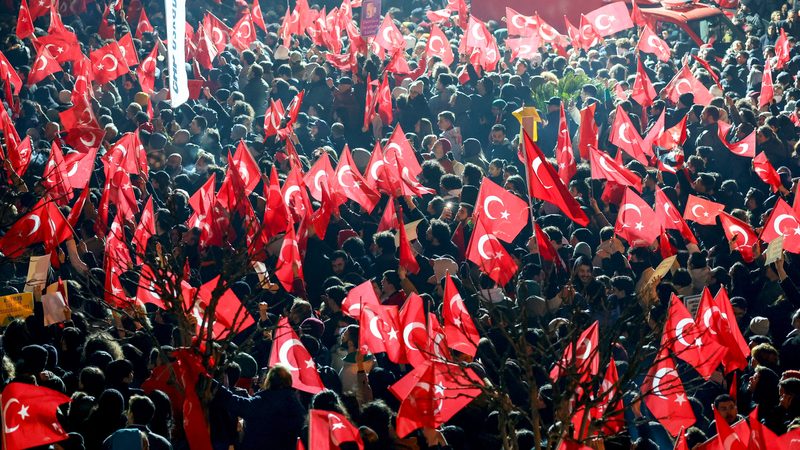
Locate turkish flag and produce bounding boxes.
[759,61,774,108]
[33,32,83,65]
[374,15,404,54]
[750,407,779,450]
[631,57,656,107]
[399,293,430,367]
[117,33,139,67]
[521,131,589,226]
[637,25,671,62]
[506,7,539,37]
[1,382,71,449]
[135,7,154,38]
[556,104,577,183]
[713,407,747,450]
[133,196,155,257]
[683,195,724,225]
[426,25,454,68]
[384,125,433,197]
[41,141,73,206]
[609,105,649,164]
[60,93,99,131]
[275,224,305,293]
[391,361,483,438]
[278,6,295,47]
[335,146,380,213]
[717,121,756,158]
[342,280,381,319]
[565,16,584,50]
[137,42,159,94]
[195,277,256,340]
[269,317,324,394]
[719,212,758,263]
[377,73,393,125]
[0,200,65,257]
[203,12,231,53]
[282,167,313,222]
[105,131,148,178]
[27,46,62,85]
[359,302,404,362]
[615,187,659,247]
[0,51,22,96]
[584,1,633,37]
[664,65,714,106]
[578,14,601,50]
[535,221,566,270]
[264,98,286,138]
[251,0,266,31]
[474,177,528,243]
[753,152,783,193]
[63,147,97,191]
[775,28,791,70]
[589,146,643,192]
[64,125,104,153]
[442,273,479,357]
[674,428,690,450]
[655,188,696,243]
[426,8,451,24]
[377,199,398,233]
[363,75,377,129]
[467,214,518,286]
[281,91,305,136]
[304,152,337,203]
[577,103,598,159]
[397,207,420,275]
[230,12,257,52]
[642,348,696,436]
[17,0,34,39]
[90,42,129,85]
[136,264,166,310]
[663,294,722,379]
[308,409,363,450]
[706,288,750,373]
[550,321,600,382]
[761,199,800,253]
[8,135,33,179]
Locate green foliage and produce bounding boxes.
[529,71,604,110]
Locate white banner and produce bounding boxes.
[165,0,189,107]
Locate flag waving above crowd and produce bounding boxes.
[0,0,799,449]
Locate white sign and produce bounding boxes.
[165,0,189,107]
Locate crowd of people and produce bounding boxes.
[1,0,800,449]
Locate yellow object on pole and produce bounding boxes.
[512,106,542,142]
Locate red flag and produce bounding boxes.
[521,131,589,226]
[751,407,780,450]
[308,409,364,450]
[133,197,155,256]
[62,147,97,190]
[683,195,724,225]
[714,407,747,450]
[655,187,697,244]
[203,13,231,53]
[589,146,643,192]
[467,214,518,286]
[392,361,483,438]
[506,7,539,37]
[759,61,774,108]
[334,146,380,213]
[550,321,600,382]
[775,28,791,70]
[584,1,634,37]
[27,46,62,85]
[230,12,257,52]
[610,105,649,164]
[377,73,393,125]
[534,221,566,270]
[342,280,381,319]
[642,348,696,436]
[60,92,99,131]
[7,135,33,179]
[1,382,70,449]
[663,294,722,379]
[0,51,22,96]
[41,141,73,205]
[359,301,403,362]
[105,131,148,178]
[637,25,671,62]
[631,57,656,107]
[90,42,129,85]
[135,7,154,38]
[442,273,479,357]
[719,212,758,263]
[263,98,286,138]
[691,54,722,89]
[615,187,659,247]
[282,167,313,222]
[275,224,305,292]
[578,14,601,50]
[117,33,139,67]
[304,153,337,203]
[0,200,61,257]
[377,199,398,233]
[630,0,647,26]
[717,121,756,158]
[565,16,584,50]
[374,15,404,54]
[674,428,690,450]
[269,317,324,394]
[363,74,377,129]
[426,24,454,67]
[195,277,256,340]
[664,65,714,106]
[397,208,420,275]
[398,293,429,367]
[760,199,800,253]
[17,0,35,39]
[474,177,528,243]
[753,152,783,193]
[556,104,577,183]
[577,103,598,159]
[137,42,159,94]
[251,0,266,31]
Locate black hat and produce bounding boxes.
[547,96,562,106]
[678,92,695,107]
[460,185,479,209]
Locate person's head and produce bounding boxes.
[490,124,506,144]
[373,231,396,257]
[488,159,504,177]
[190,115,207,135]
[437,111,455,131]
[573,256,594,285]
[381,270,401,295]
[330,250,349,275]
[713,394,738,424]
[289,299,313,326]
[127,395,155,426]
[261,364,293,390]
[780,377,800,409]
[700,106,720,125]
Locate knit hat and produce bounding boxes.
[749,316,770,336]
[435,138,451,154]
[301,317,325,340]
[573,242,592,259]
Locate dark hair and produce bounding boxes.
[713,394,735,408]
[129,395,156,425]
